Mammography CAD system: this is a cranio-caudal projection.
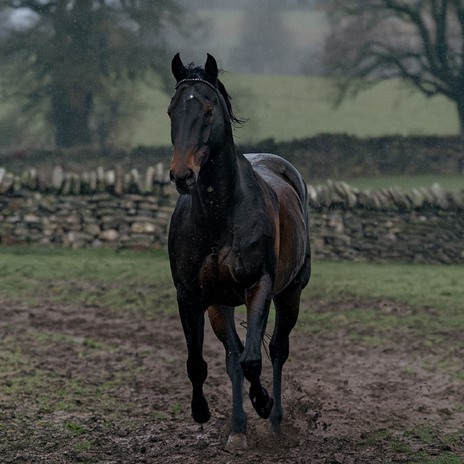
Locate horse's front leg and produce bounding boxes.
[177,286,210,424]
[208,305,247,449]
[241,274,274,419]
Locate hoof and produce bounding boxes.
[249,386,274,419]
[270,411,283,434]
[192,395,211,424]
[226,432,247,450]
[271,421,282,435]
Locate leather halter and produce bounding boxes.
[175,78,218,93]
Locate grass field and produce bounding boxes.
[0,247,175,315]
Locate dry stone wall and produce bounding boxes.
[0,192,174,249]
[0,166,463,263]
[241,134,464,179]
[312,209,463,263]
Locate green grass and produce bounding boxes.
[0,247,175,315]
[132,74,458,146]
[2,248,463,316]
[298,261,464,369]
[304,261,464,310]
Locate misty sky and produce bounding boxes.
[169,1,327,76]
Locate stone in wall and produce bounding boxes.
[0,164,171,196]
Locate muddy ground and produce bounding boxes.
[1,298,463,463]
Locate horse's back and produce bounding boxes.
[245,153,308,216]
[245,153,307,205]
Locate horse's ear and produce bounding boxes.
[205,53,218,86]
[171,53,185,83]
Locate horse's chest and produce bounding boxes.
[198,246,258,303]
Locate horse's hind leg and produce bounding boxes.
[269,257,310,434]
[208,305,247,449]
[269,288,300,433]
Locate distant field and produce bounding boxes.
[0,73,459,149]
[133,74,459,146]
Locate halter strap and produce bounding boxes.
[175,78,218,92]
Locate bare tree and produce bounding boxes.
[0,0,183,148]
[323,0,464,134]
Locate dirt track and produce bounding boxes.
[1,299,463,463]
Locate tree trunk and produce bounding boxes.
[457,97,464,136]
[51,82,93,148]
[50,0,94,148]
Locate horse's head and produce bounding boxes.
[168,53,237,194]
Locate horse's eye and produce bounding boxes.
[204,108,213,120]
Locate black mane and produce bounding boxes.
[184,62,244,127]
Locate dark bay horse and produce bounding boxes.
[167,53,311,448]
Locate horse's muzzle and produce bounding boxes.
[170,168,196,194]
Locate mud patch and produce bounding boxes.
[0,299,463,463]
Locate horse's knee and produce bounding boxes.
[269,337,290,366]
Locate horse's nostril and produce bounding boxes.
[169,170,176,184]
[170,168,196,194]
[185,169,195,185]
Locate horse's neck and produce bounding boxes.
[193,145,253,219]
